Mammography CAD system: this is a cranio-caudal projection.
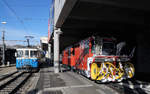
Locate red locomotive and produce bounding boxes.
[62,36,135,82]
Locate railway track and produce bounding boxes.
[106,81,148,94]
[0,71,18,81]
[106,82,132,94]
[70,70,148,94]
[0,72,32,94]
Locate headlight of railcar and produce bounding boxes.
[117,58,130,62]
[94,58,105,62]
[104,58,114,62]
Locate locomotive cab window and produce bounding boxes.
[91,41,95,54]
[102,42,115,55]
[95,36,102,55]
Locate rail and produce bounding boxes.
[0,72,32,94]
[0,71,18,81]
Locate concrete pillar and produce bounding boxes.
[48,44,51,64]
[136,32,150,73]
[7,61,10,66]
[53,28,62,73]
[48,44,51,59]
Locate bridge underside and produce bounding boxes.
[52,0,150,75]
[59,0,150,51]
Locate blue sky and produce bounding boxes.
[0,0,52,45]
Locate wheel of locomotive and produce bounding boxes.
[91,63,98,80]
[115,62,124,81]
[115,68,124,82]
[97,63,108,81]
[76,69,80,74]
[104,62,117,82]
[91,63,106,81]
[124,62,135,78]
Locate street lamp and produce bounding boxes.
[1,22,7,24]
[1,21,7,67]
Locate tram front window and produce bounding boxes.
[25,50,29,58]
[17,50,23,58]
[30,51,37,57]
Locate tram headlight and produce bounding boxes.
[32,59,37,62]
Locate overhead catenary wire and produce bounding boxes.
[1,0,29,34]
[1,0,48,46]
[0,40,39,46]
[0,17,48,21]
[7,4,50,7]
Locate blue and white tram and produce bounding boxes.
[16,48,41,72]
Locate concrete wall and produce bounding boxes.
[136,32,150,73]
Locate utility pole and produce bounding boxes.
[1,21,7,67]
[25,36,34,47]
[27,39,30,47]
[1,30,5,66]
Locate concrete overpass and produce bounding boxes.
[50,0,150,74]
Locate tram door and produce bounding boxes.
[24,50,30,66]
[16,50,24,68]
